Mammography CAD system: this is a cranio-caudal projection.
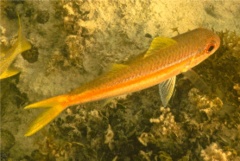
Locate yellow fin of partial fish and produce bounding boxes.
[112,63,128,70]
[144,37,177,58]
[110,63,128,71]
[16,14,31,53]
[125,50,147,64]
[158,76,176,107]
[0,67,20,80]
[24,95,68,136]
[0,15,31,80]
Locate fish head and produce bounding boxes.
[202,32,221,56]
[191,28,221,67]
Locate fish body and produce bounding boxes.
[25,28,220,136]
[0,17,31,80]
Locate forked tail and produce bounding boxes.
[24,95,69,136]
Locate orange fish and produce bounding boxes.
[24,28,220,136]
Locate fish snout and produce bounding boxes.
[205,34,221,55]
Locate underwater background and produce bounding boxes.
[0,0,240,160]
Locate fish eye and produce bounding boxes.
[208,45,215,52]
[205,44,215,54]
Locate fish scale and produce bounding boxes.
[24,28,220,136]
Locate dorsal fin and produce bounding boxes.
[111,63,128,71]
[144,37,177,58]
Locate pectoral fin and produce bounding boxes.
[182,69,211,94]
[158,76,176,107]
[0,67,20,80]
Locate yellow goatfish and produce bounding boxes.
[0,16,31,80]
[24,28,220,136]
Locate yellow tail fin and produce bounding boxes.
[24,95,68,136]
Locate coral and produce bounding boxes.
[233,84,240,103]
[64,35,84,68]
[104,124,114,150]
[36,10,50,24]
[21,44,39,63]
[138,107,184,159]
[26,106,108,160]
[218,30,240,59]
[149,107,179,137]
[0,26,9,53]
[187,88,223,120]
[201,143,231,161]
[0,129,15,157]
[4,5,18,19]
[51,1,95,69]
